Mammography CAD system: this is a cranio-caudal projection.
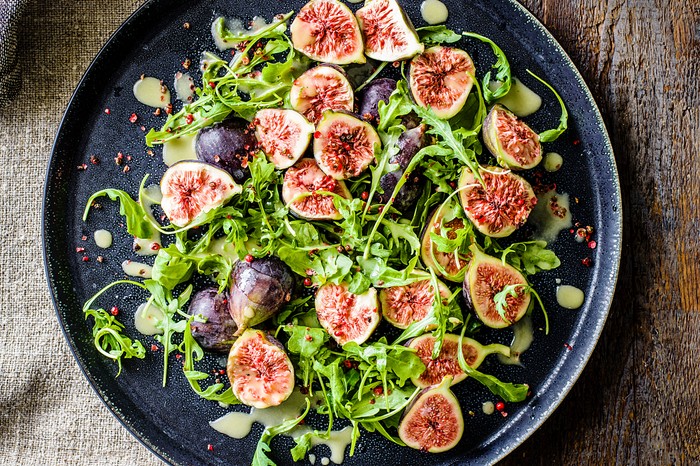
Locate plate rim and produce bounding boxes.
[42,0,623,464]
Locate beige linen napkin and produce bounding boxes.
[0,0,160,464]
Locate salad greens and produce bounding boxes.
[79,11,573,464]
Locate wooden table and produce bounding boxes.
[501,0,700,464]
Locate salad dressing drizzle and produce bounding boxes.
[174,72,195,103]
[210,390,352,464]
[162,133,198,167]
[498,315,534,366]
[420,0,449,25]
[133,76,171,108]
[93,229,113,249]
[556,285,585,309]
[528,190,573,243]
[121,260,153,278]
[493,77,542,117]
[134,302,164,335]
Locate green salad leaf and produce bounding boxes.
[84,189,152,239]
[463,32,511,103]
[526,69,569,142]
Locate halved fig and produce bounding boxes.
[483,104,542,170]
[398,378,464,453]
[226,329,295,408]
[315,282,380,345]
[356,0,424,62]
[290,0,365,65]
[408,333,510,388]
[254,109,314,169]
[376,123,427,213]
[409,46,475,119]
[229,256,294,335]
[463,246,530,328]
[160,161,241,227]
[290,65,354,125]
[314,111,381,180]
[379,278,451,329]
[357,78,397,124]
[282,158,352,220]
[196,117,257,184]
[188,287,237,352]
[420,204,473,282]
[458,166,536,238]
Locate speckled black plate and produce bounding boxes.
[43,0,621,464]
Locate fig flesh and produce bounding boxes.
[315,282,381,345]
[379,278,451,329]
[409,46,475,119]
[375,123,427,213]
[314,111,381,180]
[229,256,294,335]
[290,65,354,125]
[188,287,237,352]
[254,109,314,169]
[458,166,536,238]
[464,246,530,328]
[227,329,295,408]
[290,0,365,65]
[356,0,424,62]
[160,161,241,227]
[282,158,352,220]
[420,205,473,282]
[195,117,257,184]
[408,333,510,388]
[357,78,397,124]
[398,378,464,453]
[483,104,542,170]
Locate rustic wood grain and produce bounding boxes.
[500,0,700,464]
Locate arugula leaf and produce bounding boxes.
[463,32,511,103]
[457,326,528,402]
[499,240,561,275]
[526,69,569,142]
[84,308,146,376]
[84,189,152,239]
[82,280,149,376]
[180,320,239,404]
[493,284,527,323]
[416,25,462,45]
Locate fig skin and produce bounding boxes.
[408,333,510,388]
[282,158,352,220]
[356,0,424,62]
[357,78,397,124]
[398,377,464,453]
[290,65,355,125]
[229,256,295,335]
[315,282,381,346]
[188,287,237,352]
[254,109,314,169]
[375,123,428,213]
[409,46,475,119]
[227,329,295,408]
[420,207,473,283]
[379,277,451,329]
[195,117,257,184]
[483,104,542,170]
[290,0,365,65]
[458,166,537,238]
[313,111,381,180]
[160,161,241,228]
[463,246,531,328]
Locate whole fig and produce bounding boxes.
[229,256,294,335]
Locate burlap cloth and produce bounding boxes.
[0,0,161,464]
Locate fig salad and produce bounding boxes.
[81,0,571,463]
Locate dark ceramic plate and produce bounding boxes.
[43,0,621,464]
